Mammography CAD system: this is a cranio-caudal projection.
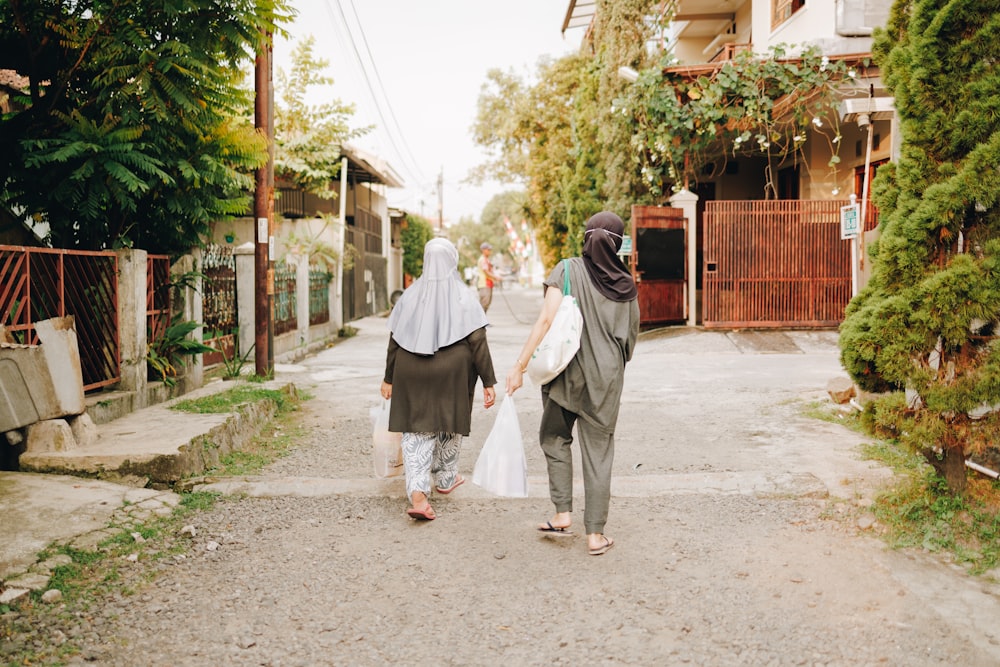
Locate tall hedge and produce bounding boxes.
[839,0,1000,494]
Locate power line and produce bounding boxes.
[345,0,428,184]
[321,0,428,187]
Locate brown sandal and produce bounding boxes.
[406,505,436,521]
[588,535,614,555]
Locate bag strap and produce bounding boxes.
[561,259,571,296]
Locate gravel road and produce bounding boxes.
[9,284,1000,666]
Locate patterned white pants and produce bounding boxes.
[401,431,463,498]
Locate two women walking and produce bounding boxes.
[381,212,639,555]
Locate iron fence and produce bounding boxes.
[308,268,331,325]
[273,261,297,336]
[702,200,852,328]
[201,244,238,364]
[147,254,172,346]
[0,245,120,391]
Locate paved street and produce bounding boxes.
[7,282,1000,665]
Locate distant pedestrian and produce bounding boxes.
[476,242,501,313]
[505,211,639,555]
[381,238,497,521]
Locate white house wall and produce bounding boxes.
[754,1,881,58]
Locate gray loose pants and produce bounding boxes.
[539,393,615,535]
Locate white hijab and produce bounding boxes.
[388,237,488,355]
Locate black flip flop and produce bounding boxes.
[537,521,574,537]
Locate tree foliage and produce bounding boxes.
[589,0,662,214]
[0,0,291,254]
[622,46,853,199]
[443,191,525,274]
[472,0,663,268]
[839,0,1000,494]
[399,213,434,279]
[274,35,370,198]
[473,55,604,268]
[473,0,852,265]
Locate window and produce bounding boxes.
[772,0,805,29]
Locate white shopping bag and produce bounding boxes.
[370,398,403,479]
[472,396,528,497]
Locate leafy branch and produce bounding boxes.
[621,45,868,198]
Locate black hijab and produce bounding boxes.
[581,211,637,302]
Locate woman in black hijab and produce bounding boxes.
[506,211,640,556]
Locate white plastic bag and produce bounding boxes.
[472,396,528,497]
[526,260,583,386]
[370,398,403,479]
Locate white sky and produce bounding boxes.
[273,0,581,224]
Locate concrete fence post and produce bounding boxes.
[115,248,148,406]
[331,223,344,332]
[233,242,256,360]
[172,252,203,393]
[295,254,310,348]
[669,188,700,327]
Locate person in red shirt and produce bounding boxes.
[476,242,500,313]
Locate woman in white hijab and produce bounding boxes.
[381,238,497,520]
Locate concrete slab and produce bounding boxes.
[18,406,230,476]
[0,472,164,580]
[17,381,288,483]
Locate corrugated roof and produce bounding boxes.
[340,144,405,189]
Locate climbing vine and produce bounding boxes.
[621,45,864,198]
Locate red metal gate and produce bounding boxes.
[702,200,851,328]
[0,245,120,390]
[630,205,687,326]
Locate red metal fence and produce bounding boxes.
[147,254,172,346]
[702,200,852,328]
[0,245,120,391]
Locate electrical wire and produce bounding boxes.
[344,0,427,184]
[322,0,428,187]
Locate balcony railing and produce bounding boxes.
[708,42,752,63]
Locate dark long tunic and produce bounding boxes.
[383,326,496,435]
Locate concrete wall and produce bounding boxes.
[755,1,882,57]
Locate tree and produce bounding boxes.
[839,0,1000,495]
[0,0,291,255]
[399,214,434,279]
[274,35,370,199]
[441,191,523,275]
[471,0,662,267]
[473,55,604,267]
[589,0,662,214]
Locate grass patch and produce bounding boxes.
[871,469,1000,575]
[853,435,1000,576]
[799,399,867,433]
[170,383,300,414]
[801,397,1000,577]
[0,491,222,665]
[202,411,304,476]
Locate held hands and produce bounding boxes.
[484,385,496,409]
[380,381,392,400]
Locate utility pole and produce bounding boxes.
[437,167,443,230]
[254,31,274,377]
